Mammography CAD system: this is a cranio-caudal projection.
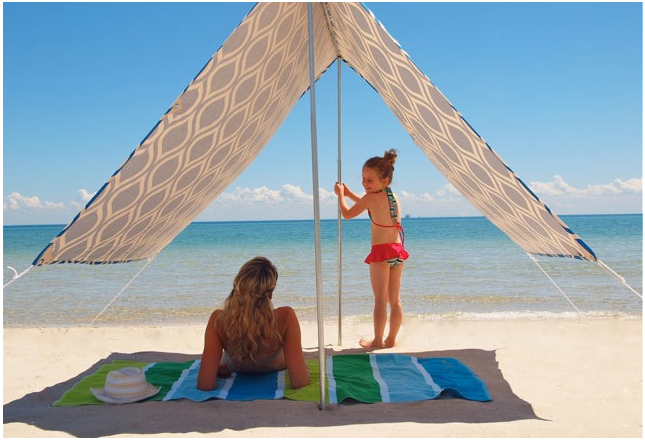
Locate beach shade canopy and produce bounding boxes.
[33,2,596,266]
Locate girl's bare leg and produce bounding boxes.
[360,261,390,348]
[384,264,403,348]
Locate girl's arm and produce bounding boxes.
[197,310,224,391]
[343,184,362,203]
[335,183,370,219]
[280,307,310,389]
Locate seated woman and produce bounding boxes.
[197,256,310,390]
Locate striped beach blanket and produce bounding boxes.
[54,354,490,406]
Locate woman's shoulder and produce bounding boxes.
[274,306,300,338]
[209,309,231,345]
[275,306,300,327]
[206,309,225,335]
[274,306,297,320]
[209,309,224,321]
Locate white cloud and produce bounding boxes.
[198,183,339,221]
[70,188,97,209]
[395,184,475,217]
[209,183,477,220]
[218,186,282,203]
[218,184,337,206]
[318,187,336,202]
[3,192,65,211]
[281,184,312,202]
[530,175,642,198]
[435,183,461,198]
[399,190,435,202]
[9,174,637,225]
[399,183,465,204]
[78,188,96,202]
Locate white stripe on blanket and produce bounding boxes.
[164,359,199,401]
[411,356,442,395]
[369,354,390,403]
[275,371,286,399]
[326,355,337,404]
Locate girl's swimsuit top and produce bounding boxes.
[368,187,405,245]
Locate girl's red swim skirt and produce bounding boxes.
[364,242,410,264]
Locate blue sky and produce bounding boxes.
[3,2,642,225]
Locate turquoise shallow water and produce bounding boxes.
[3,214,642,327]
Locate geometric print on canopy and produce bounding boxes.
[324,2,595,261]
[34,2,596,266]
[34,2,338,265]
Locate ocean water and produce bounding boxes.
[3,214,642,327]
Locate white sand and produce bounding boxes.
[3,316,642,437]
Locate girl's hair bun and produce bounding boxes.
[364,149,399,185]
[383,149,397,166]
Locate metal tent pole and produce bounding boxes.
[337,57,343,347]
[307,2,326,410]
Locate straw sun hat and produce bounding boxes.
[90,367,161,404]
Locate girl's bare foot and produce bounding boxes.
[383,336,396,348]
[359,338,385,349]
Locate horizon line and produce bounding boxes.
[3,212,642,228]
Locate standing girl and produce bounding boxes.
[334,149,409,348]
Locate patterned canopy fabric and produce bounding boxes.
[34,2,595,265]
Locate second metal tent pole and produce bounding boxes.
[307,2,326,410]
[337,56,343,347]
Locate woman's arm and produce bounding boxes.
[279,307,310,389]
[197,310,224,391]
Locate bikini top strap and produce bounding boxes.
[368,187,399,225]
[385,187,398,223]
[385,187,404,245]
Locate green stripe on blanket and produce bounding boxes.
[331,354,382,403]
[145,361,195,400]
[54,355,491,406]
[53,360,150,407]
[282,359,329,403]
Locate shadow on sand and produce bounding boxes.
[4,347,542,436]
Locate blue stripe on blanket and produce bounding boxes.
[416,357,491,401]
[164,360,284,402]
[226,370,282,401]
[372,354,443,402]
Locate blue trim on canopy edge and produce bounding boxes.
[531,252,584,260]
[32,2,261,267]
[32,244,52,266]
[357,1,598,263]
[575,238,597,260]
[515,177,540,203]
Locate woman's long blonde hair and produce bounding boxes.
[217,257,283,363]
